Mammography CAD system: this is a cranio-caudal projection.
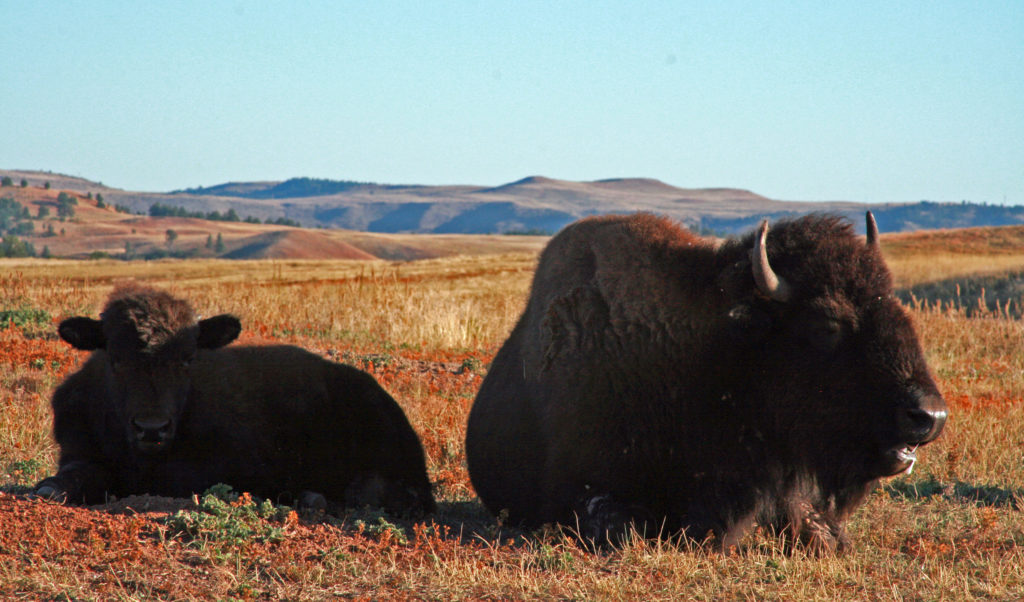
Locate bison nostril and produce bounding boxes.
[928,408,948,437]
[898,407,946,443]
[131,418,171,440]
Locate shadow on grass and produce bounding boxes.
[0,480,532,547]
[884,476,1024,509]
[0,483,33,496]
[327,499,538,547]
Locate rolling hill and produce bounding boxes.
[0,183,549,260]
[6,169,1023,236]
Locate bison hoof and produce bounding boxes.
[31,483,68,503]
[576,494,655,549]
[798,521,844,555]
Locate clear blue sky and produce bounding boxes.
[4,1,1022,204]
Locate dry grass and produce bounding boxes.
[0,254,537,350]
[880,226,1024,288]
[1,233,1023,599]
[884,252,1024,289]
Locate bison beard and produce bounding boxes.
[34,283,435,516]
[465,212,947,552]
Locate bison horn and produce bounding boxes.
[751,220,792,302]
[865,211,880,249]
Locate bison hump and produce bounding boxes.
[541,285,610,371]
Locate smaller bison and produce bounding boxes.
[33,284,435,515]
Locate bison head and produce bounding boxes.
[730,213,946,485]
[59,285,241,454]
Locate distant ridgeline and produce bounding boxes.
[696,201,1024,237]
[158,176,1024,236]
[148,202,301,227]
[172,177,382,199]
[871,201,1024,232]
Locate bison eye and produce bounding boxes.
[807,318,843,352]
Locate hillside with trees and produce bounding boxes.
[6,169,1022,236]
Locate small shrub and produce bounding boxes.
[353,514,409,545]
[459,356,483,374]
[530,540,577,572]
[5,458,44,486]
[0,307,51,329]
[164,484,294,549]
[356,352,394,369]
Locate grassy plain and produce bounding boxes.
[1,228,1023,599]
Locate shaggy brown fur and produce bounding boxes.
[104,282,195,352]
[466,213,947,552]
[35,284,435,516]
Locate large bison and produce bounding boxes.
[34,284,435,515]
[466,212,947,551]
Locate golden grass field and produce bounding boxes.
[1,227,1023,599]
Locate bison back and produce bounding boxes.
[466,215,717,526]
[182,345,436,513]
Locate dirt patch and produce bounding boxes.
[89,494,199,517]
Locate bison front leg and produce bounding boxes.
[572,492,659,549]
[33,460,115,504]
[779,500,846,555]
[797,508,846,554]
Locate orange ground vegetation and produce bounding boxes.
[884,225,1024,256]
[0,324,80,379]
[1,249,1023,598]
[0,489,583,600]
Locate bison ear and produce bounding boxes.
[58,317,106,350]
[197,314,241,349]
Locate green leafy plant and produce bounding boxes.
[0,306,51,329]
[353,514,409,545]
[165,484,292,548]
[5,458,44,486]
[356,352,394,369]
